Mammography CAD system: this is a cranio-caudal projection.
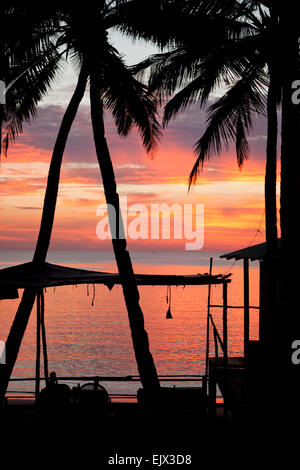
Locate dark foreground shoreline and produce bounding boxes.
[0,399,290,468]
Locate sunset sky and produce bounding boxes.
[0,31,279,253]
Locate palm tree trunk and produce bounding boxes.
[0,65,88,399]
[276,3,300,424]
[265,68,278,255]
[259,68,280,420]
[0,289,36,399]
[280,16,300,261]
[34,65,89,261]
[262,66,279,349]
[89,73,160,393]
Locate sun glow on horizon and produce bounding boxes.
[0,120,276,253]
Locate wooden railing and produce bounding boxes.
[7,374,206,397]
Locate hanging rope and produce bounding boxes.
[166,285,173,319]
[91,284,96,306]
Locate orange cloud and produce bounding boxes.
[0,103,277,252]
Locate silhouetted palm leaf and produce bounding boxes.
[118,0,253,49]
[127,1,276,190]
[0,5,61,154]
[189,67,268,185]
[161,38,262,125]
[1,2,161,155]
[2,46,62,154]
[102,49,161,153]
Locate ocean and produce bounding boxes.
[0,250,259,395]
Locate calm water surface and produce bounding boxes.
[0,251,259,395]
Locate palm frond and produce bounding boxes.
[185,0,262,18]
[154,32,264,125]
[189,67,268,186]
[148,47,204,104]
[115,0,253,49]
[1,45,62,154]
[162,44,256,125]
[113,1,179,48]
[0,5,62,154]
[236,110,249,166]
[101,50,162,153]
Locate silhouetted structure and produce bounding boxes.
[206,242,281,422]
[0,260,231,418]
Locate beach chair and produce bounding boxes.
[38,378,72,420]
[75,381,110,419]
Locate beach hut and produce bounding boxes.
[202,242,282,420]
[221,239,281,359]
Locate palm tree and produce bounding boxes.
[122,0,300,418]
[0,5,66,398]
[275,1,300,422]
[0,5,61,155]
[124,1,279,254]
[0,65,89,400]
[125,0,300,421]
[0,2,161,399]
[279,2,300,265]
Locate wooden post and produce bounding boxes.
[223,282,228,364]
[244,258,250,359]
[223,282,228,419]
[208,359,217,418]
[205,258,213,381]
[35,291,41,401]
[40,289,49,385]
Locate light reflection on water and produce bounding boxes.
[0,252,259,395]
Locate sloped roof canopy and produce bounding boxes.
[0,261,231,289]
[220,239,281,261]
